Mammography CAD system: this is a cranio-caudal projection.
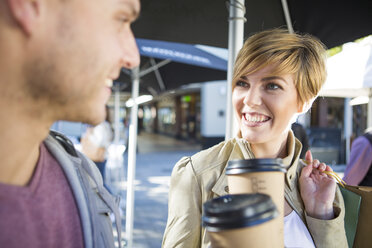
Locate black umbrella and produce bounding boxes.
[132,0,372,49]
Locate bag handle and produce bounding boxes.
[300,159,346,187]
[322,170,347,188]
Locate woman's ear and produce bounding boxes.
[297,98,315,114]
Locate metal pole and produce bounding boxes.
[344,98,352,163]
[368,94,372,128]
[109,86,123,185]
[225,0,245,140]
[281,0,294,34]
[125,67,139,248]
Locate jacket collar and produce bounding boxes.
[284,130,302,191]
[211,138,254,196]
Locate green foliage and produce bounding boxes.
[327,35,372,58]
[327,46,342,57]
[354,35,370,43]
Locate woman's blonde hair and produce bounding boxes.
[232,29,327,105]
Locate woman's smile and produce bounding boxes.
[242,112,271,127]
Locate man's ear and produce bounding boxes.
[7,0,40,36]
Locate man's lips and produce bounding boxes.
[105,79,113,88]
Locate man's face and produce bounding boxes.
[25,0,140,125]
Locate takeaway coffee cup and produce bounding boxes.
[225,158,286,246]
[202,193,279,248]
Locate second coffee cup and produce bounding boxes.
[225,158,286,246]
[202,193,278,248]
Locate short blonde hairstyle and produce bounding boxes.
[232,29,327,105]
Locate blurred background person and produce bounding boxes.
[343,127,372,186]
[81,106,114,190]
[291,122,310,159]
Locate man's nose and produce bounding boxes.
[120,29,140,69]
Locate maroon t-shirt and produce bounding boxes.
[0,143,84,248]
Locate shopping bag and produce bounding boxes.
[326,171,372,248]
[342,185,372,248]
[339,185,361,248]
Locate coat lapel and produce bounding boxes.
[211,138,254,197]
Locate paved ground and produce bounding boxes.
[106,132,346,248]
[108,132,201,248]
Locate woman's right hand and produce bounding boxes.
[299,150,336,220]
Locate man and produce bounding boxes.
[0,0,140,247]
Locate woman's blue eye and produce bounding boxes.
[236,81,248,87]
[266,83,280,90]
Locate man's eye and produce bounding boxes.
[118,17,129,24]
[116,17,130,32]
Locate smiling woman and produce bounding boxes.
[162,29,348,248]
[232,66,301,156]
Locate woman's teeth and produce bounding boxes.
[244,114,269,122]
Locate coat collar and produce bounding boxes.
[284,131,303,191]
[211,138,254,196]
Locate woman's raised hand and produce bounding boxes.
[299,150,336,220]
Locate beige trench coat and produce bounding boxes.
[162,131,347,248]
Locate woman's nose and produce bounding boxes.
[243,88,262,107]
